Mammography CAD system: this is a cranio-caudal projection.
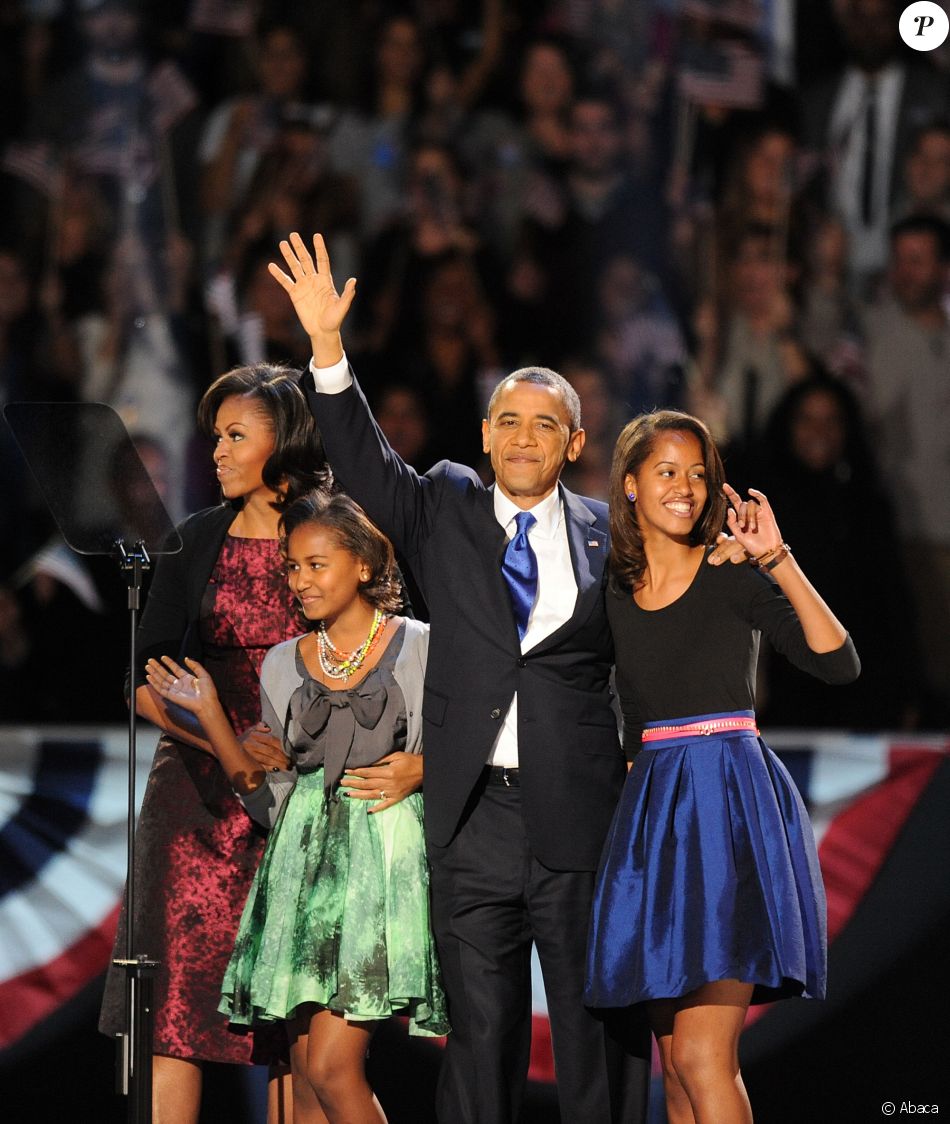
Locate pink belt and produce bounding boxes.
[641,716,759,743]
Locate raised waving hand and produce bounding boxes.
[268,232,356,364]
[146,655,218,715]
[722,483,783,561]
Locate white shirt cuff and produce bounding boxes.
[308,353,352,394]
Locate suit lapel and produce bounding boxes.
[563,487,602,600]
[471,484,607,652]
[473,485,522,646]
[526,486,607,655]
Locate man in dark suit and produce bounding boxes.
[271,231,650,1122]
[799,0,950,292]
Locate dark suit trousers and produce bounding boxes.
[427,777,650,1124]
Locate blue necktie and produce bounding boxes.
[502,511,538,641]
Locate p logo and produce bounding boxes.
[899,2,949,49]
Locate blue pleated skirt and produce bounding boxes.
[584,711,827,1008]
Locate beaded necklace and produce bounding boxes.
[317,608,388,681]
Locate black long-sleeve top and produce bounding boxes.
[608,550,860,756]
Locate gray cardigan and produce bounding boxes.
[241,617,429,826]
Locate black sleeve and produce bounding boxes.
[738,566,861,685]
[301,368,476,564]
[128,510,221,693]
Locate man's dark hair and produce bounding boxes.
[890,214,950,262]
[487,367,582,432]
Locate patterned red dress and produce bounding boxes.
[99,535,301,1063]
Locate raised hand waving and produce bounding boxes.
[268,232,356,356]
[722,483,784,564]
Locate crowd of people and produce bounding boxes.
[0,3,943,1119]
[0,3,947,716]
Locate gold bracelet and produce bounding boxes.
[760,543,791,572]
[754,543,783,562]
[749,544,781,567]
[749,542,790,570]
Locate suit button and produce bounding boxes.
[517,658,526,668]
[490,708,501,719]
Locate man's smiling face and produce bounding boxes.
[482,380,585,509]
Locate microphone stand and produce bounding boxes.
[112,540,158,1124]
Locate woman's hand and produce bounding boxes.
[340,751,424,814]
[723,483,783,560]
[145,656,221,719]
[268,232,356,363]
[145,658,275,788]
[238,722,291,772]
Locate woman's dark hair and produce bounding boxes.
[197,364,331,508]
[763,371,876,480]
[279,490,403,613]
[609,410,727,592]
[356,12,426,116]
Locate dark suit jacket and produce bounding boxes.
[303,372,626,871]
[801,62,950,205]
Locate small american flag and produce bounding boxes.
[73,116,158,185]
[188,0,255,37]
[73,139,128,177]
[1,141,62,196]
[677,38,764,109]
[149,62,199,134]
[680,0,763,32]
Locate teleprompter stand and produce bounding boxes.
[111,538,158,1119]
[4,402,182,1124]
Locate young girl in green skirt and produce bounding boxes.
[146,490,447,1124]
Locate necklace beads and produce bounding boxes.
[317,609,388,681]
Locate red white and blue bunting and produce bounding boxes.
[0,726,151,1050]
[1,725,947,1079]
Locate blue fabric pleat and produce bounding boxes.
[585,711,826,1007]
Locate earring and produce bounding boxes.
[627,492,636,502]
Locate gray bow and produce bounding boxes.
[289,677,387,795]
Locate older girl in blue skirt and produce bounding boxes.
[585,411,859,1124]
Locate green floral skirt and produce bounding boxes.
[219,768,449,1037]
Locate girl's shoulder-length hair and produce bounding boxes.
[608,410,727,593]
